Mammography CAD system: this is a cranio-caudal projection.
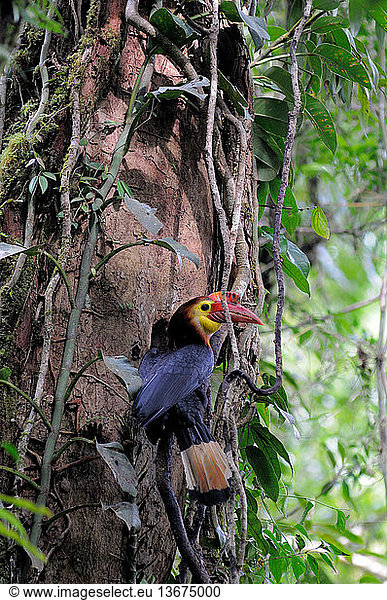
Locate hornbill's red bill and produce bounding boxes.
[133,291,263,506]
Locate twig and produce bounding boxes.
[125,0,197,80]
[16,272,60,473]
[25,0,57,140]
[155,436,210,583]
[204,2,232,290]
[0,465,40,491]
[221,290,240,370]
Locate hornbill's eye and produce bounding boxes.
[201,303,210,312]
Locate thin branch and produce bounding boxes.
[155,436,210,583]
[125,0,197,80]
[16,272,60,473]
[261,0,313,396]
[25,0,57,140]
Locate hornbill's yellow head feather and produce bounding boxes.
[168,291,263,348]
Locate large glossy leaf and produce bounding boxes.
[311,16,350,33]
[254,97,289,137]
[313,0,343,8]
[349,0,363,35]
[305,93,337,153]
[315,44,372,89]
[262,230,311,295]
[252,424,293,471]
[311,206,330,239]
[366,1,387,32]
[332,29,351,52]
[246,445,279,502]
[102,353,143,398]
[287,240,310,278]
[124,194,163,235]
[149,76,209,102]
[263,66,294,101]
[96,442,137,498]
[253,128,281,181]
[282,257,311,295]
[150,8,197,47]
[220,1,269,50]
[267,25,286,40]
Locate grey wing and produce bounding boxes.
[133,345,214,428]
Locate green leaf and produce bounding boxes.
[332,29,351,52]
[29,175,39,194]
[251,423,293,471]
[269,178,300,235]
[220,1,269,50]
[102,354,143,398]
[311,16,350,33]
[0,367,11,381]
[305,93,337,153]
[269,555,285,582]
[263,66,295,102]
[0,494,51,516]
[313,0,343,8]
[42,171,57,181]
[282,257,311,295]
[149,76,210,102]
[366,1,387,32]
[246,445,279,502]
[124,193,163,234]
[0,441,19,461]
[96,442,137,498]
[254,97,289,137]
[295,523,311,540]
[150,8,197,47]
[349,0,364,36]
[359,574,382,583]
[0,521,46,568]
[287,240,310,278]
[335,509,348,533]
[151,237,200,269]
[253,128,281,181]
[307,553,319,577]
[267,26,286,41]
[300,500,314,524]
[38,175,48,195]
[311,206,330,239]
[315,44,372,89]
[319,551,337,572]
[291,556,306,580]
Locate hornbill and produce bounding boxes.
[133,291,263,505]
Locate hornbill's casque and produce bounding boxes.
[133,292,263,506]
